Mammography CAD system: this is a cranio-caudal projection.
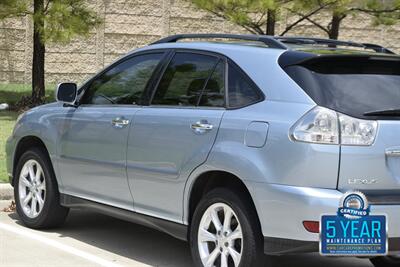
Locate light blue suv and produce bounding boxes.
[6,34,400,267]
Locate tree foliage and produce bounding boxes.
[191,0,335,35]
[191,0,276,34]
[0,0,28,19]
[286,0,400,39]
[0,0,102,105]
[191,0,400,39]
[1,0,102,44]
[39,0,102,43]
[366,0,400,25]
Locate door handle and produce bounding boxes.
[191,120,213,134]
[111,117,130,128]
[386,148,400,157]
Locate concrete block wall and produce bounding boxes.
[0,0,399,85]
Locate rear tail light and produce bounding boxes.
[303,221,320,233]
[291,106,377,146]
[291,107,338,144]
[339,113,377,146]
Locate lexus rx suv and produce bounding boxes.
[6,34,400,267]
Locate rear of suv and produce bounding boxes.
[5,34,400,267]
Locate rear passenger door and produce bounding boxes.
[127,51,225,221]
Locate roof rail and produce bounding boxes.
[276,37,395,54]
[276,37,365,48]
[151,34,395,55]
[151,33,288,49]
[362,43,395,54]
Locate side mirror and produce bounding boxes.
[56,83,77,105]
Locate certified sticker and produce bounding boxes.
[320,191,387,256]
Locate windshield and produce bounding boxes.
[284,58,400,119]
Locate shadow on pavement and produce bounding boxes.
[8,210,372,267]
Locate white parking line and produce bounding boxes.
[0,222,124,267]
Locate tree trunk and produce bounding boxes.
[328,14,341,40]
[266,9,276,36]
[32,0,45,105]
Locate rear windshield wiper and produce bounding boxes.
[364,109,400,116]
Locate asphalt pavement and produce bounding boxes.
[0,202,373,267]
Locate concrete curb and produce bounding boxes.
[0,183,14,200]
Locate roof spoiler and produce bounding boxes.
[278,51,400,68]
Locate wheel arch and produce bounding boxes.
[12,135,53,186]
[185,169,262,232]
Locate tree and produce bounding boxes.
[191,0,334,36]
[0,0,101,105]
[291,0,400,39]
[192,0,400,40]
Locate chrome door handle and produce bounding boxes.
[386,148,400,157]
[191,120,213,134]
[111,117,130,128]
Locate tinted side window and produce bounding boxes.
[228,63,262,108]
[198,60,225,107]
[152,52,219,106]
[82,53,163,105]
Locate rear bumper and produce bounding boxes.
[246,182,400,254]
[248,182,342,241]
[264,237,317,255]
[264,237,400,255]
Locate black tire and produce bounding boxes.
[190,188,264,267]
[370,257,400,267]
[14,147,69,228]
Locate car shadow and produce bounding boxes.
[8,210,372,267]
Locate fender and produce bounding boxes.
[11,104,66,188]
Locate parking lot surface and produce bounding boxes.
[0,206,373,267]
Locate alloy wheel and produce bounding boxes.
[18,159,46,218]
[198,203,243,267]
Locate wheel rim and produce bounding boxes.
[198,203,243,267]
[18,159,46,218]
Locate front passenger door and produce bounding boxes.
[127,51,226,221]
[58,52,165,210]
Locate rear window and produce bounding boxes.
[284,57,400,119]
